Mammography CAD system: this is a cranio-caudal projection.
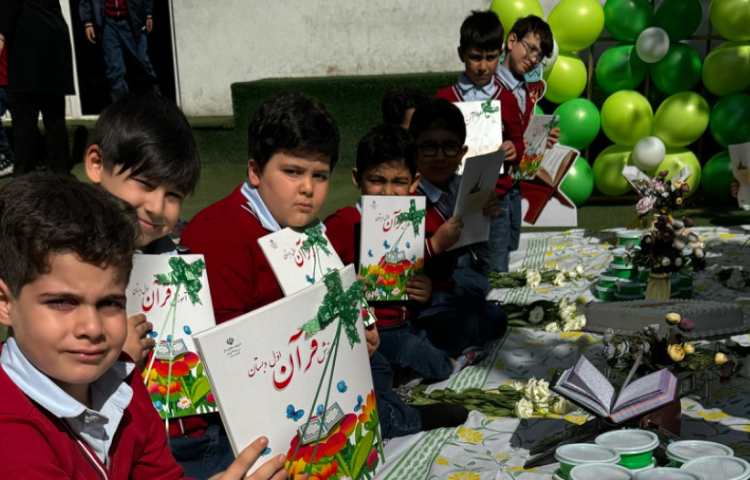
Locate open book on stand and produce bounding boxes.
[553,356,677,423]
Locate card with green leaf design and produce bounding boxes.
[454,99,503,174]
[258,223,345,296]
[193,265,383,478]
[126,254,218,420]
[358,195,426,302]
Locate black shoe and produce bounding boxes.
[414,403,469,431]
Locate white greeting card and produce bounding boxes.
[258,223,345,296]
[126,254,217,419]
[454,100,503,174]
[193,265,384,478]
[451,150,505,250]
[358,195,426,302]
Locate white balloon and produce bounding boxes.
[632,136,667,172]
[636,27,670,63]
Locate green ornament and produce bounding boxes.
[154,256,206,305]
[301,270,366,348]
[301,223,331,256]
[395,199,426,237]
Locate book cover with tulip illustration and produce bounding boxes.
[126,254,217,420]
[358,196,426,302]
[194,265,384,479]
[258,223,345,296]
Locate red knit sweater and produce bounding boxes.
[0,352,184,479]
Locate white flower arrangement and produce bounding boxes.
[512,377,571,419]
[528,306,545,325]
[526,270,542,288]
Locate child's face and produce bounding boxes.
[249,151,331,228]
[0,253,128,404]
[415,129,467,188]
[460,47,501,87]
[506,32,543,76]
[354,160,419,196]
[85,148,183,248]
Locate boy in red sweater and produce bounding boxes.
[408,99,507,358]
[436,12,557,274]
[0,174,287,479]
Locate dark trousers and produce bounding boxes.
[102,17,157,101]
[371,351,422,439]
[0,88,9,150]
[416,292,507,358]
[8,91,69,175]
[170,422,235,479]
[378,325,453,382]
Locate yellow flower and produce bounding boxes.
[665,312,682,325]
[667,344,686,362]
[683,343,695,354]
[456,426,484,445]
[715,352,729,366]
[435,456,449,466]
[448,472,481,480]
[367,264,381,276]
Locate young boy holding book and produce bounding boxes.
[436,11,557,274]
[0,174,288,479]
[409,98,507,358]
[83,92,238,478]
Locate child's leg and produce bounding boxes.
[170,421,234,478]
[378,326,453,381]
[370,351,422,438]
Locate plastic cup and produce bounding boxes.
[617,231,642,248]
[634,467,701,479]
[611,264,637,280]
[666,441,734,467]
[555,443,620,480]
[681,455,750,480]
[595,430,659,470]
[571,463,633,480]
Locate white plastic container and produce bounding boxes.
[634,467,702,479]
[595,429,659,470]
[570,463,633,480]
[555,443,620,480]
[682,455,750,480]
[666,440,734,467]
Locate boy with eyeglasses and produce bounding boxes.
[437,12,558,275]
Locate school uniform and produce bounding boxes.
[0,338,183,479]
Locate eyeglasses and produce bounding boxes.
[519,39,543,62]
[417,142,462,158]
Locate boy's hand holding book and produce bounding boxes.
[406,274,432,303]
[501,141,517,161]
[122,313,155,367]
[546,127,560,149]
[210,437,290,480]
[431,216,463,254]
[365,325,380,357]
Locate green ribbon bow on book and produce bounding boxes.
[481,99,499,115]
[154,256,206,305]
[301,223,332,256]
[396,199,426,237]
[301,270,365,348]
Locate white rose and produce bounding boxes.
[530,379,551,405]
[545,322,561,333]
[526,270,542,288]
[528,306,545,325]
[514,398,534,419]
[553,272,567,286]
[575,265,585,276]
[510,380,525,391]
[551,397,570,415]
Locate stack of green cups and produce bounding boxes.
[595,430,658,472]
[554,443,620,480]
[666,440,733,467]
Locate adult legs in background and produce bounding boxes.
[39,94,70,174]
[8,92,40,175]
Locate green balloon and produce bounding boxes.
[654,0,703,40]
[490,0,544,37]
[593,145,633,196]
[603,0,654,42]
[554,98,601,150]
[653,92,710,148]
[656,149,702,196]
[533,104,544,115]
[710,0,750,41]
[595,45,648,94]
[561,156,594,206]
[600,91,653,146]
[710,94,750,147]
[651,44,703,95]
[702,151,736,203]
[702,42,750,96]
[548,0,605,52]
[544,54,588,104]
